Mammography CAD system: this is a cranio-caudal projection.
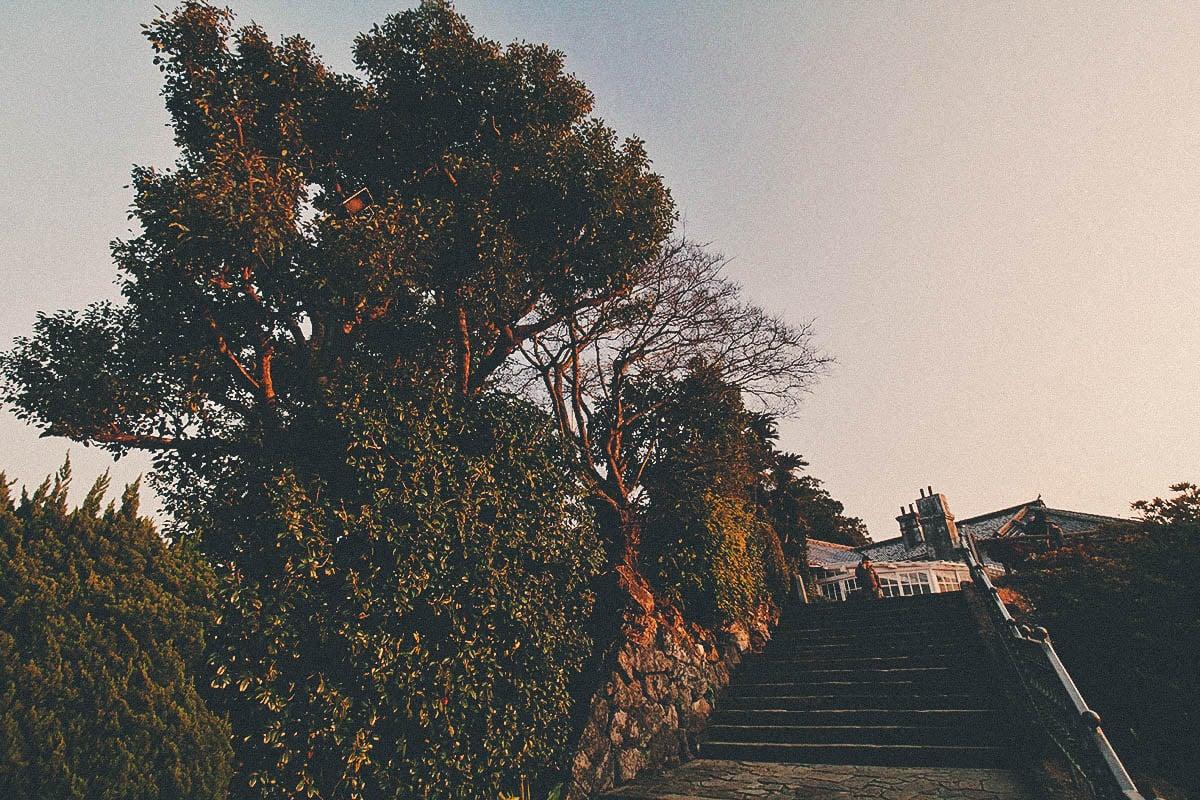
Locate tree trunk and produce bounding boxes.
[591,500,641,572]
[588,500,656,622]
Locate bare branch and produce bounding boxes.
[510,238,830,511]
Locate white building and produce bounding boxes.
[811,489,1008,599]
[807,537,979,601]
[803,486,1109,601]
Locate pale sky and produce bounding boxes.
[3,1,1199,538]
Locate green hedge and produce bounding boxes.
[645,492,769,625]
[0,465,231,800]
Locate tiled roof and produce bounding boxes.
[955,501,1039,540]
[956,500,1130,540]
[807,495,1125,573]
[858,537,932,562]
[806,535,1003,570]
[807,538,862,567]
[1043,508,1133,535]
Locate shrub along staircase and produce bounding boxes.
[702,592,1018,768]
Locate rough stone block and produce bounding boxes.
[615,747,646,784]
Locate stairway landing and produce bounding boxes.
[603,758,1037,800]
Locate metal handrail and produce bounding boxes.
[960,532,1147,800]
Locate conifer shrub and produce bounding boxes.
[193,385,604,800]
[0,463,231,800]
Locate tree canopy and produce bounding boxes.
[511,241,829,562]
[2,0,674,464]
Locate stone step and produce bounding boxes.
[699,740,1012,768]
[704,722,1011,746]
[795,592,964,610]
[720,692,996,711]
[699,592,1018,770]
[792,601,968,624]
[773,625,974,641]
[736,665,977,684]
[766,628,976,648]
[729,679,986,698]
[747,652,974,670]
[785,609,967,624]
[800,598,965,613]
[774,620,974,637]
[710,707,1006,728]
[766,641,975,658]
[773,627,974,644]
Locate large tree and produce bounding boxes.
[2,0,673,467]
[1,4,662,798]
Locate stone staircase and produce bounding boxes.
[701,592,1018,768]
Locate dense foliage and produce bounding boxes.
[1,0,673,463]
[1004,483,1200,799]
[201,385,603,799]
[639,367,793,622]
[0,464,230,800]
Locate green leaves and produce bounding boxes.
[0,465,230,800]
[4,0,676,460]
[204,385,602,800]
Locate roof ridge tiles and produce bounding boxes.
[806,538,857,551]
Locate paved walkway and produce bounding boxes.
[603,759,1037,800]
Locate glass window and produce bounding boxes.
[820,582,842,601]
[892,572,932,596]
[936,572,960,593]
[879,575,901,597]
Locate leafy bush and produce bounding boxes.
[0,463,230,800]
[197,385,603,800]
[754,519,791,602]
[635,366,797,623]
[1004,483,1200,798]
[645,492,767,625]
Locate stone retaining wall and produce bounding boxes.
[565,568,775,799]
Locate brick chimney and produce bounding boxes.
[897,502,925,549]
[897,486,960,558]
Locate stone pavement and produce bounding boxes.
[602,758,1038,800]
